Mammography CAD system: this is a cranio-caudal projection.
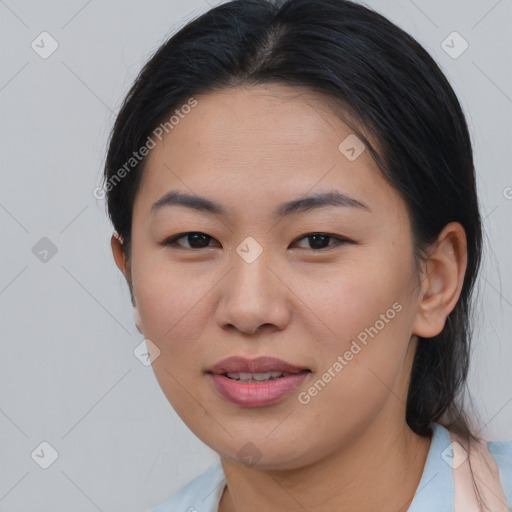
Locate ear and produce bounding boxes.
[111,232,127,276]
[411,222,468,338]
[111,232,137,310]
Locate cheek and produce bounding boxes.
[302,255,414,401]
[304,253,410,349]
[133,258,214,356]
[133,262,211,419]
[297,306,411,453]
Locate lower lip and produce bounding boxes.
[208,372,310,407]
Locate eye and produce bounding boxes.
[162,232,351,251]
[292,233,352,251]
[162,232,220,249]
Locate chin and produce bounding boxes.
[212,437,320,471]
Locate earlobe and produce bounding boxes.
[412,222,468,339]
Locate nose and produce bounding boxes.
[214,250,291,335]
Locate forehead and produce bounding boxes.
[134,84,402,220]
[146,84,365,167]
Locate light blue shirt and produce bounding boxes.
[147,423,512,512]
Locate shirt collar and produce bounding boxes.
[407,422,455,512]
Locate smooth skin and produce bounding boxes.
[111,84,467,512]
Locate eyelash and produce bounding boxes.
[161,232,352,251]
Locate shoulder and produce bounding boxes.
[487,437,512,506]
[145,462,226,512]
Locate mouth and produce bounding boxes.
[222,371,306,383]
[206,356,311,407]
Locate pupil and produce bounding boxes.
[189,233,210,248]
[309,234,329,249]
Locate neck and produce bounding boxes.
[218,417,432,512]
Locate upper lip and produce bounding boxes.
[207,356,310,375]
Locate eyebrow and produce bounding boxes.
[150,189,371,217]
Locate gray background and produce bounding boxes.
[0,0,511,510]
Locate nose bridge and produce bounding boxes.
[230,236,276,304]
[215,236,290,333]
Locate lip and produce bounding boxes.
[207,356,309,375]
[206,356,311,407]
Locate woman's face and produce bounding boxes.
[124,84,427,468]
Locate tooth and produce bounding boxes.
[253,372,285,381]
[224,371,290,382]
